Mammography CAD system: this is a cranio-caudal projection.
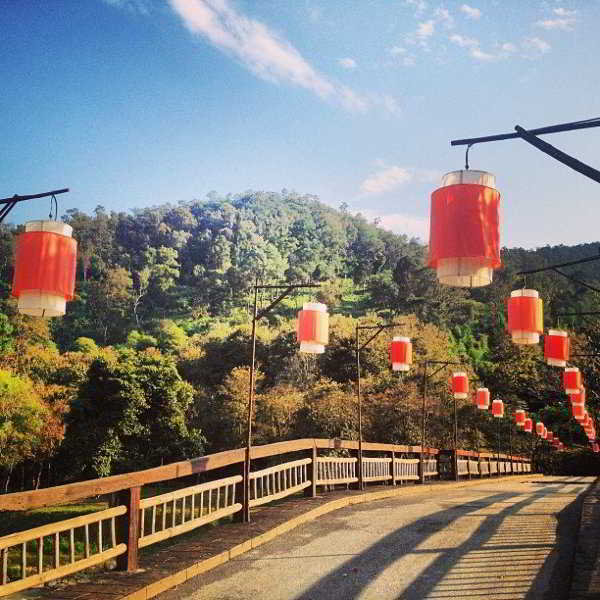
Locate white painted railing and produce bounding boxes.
[0,506,126,596]
[424,459,438,477]
[490,460,498,474]
[362,457,392,483]
[138,475,242,548]
[316,457,357,485]
[249,458,311,507]
[480,460,489,475]
[393,458,419,481]
[468,460,479,475]
[457,459,469,475]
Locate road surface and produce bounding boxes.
[160,476,593,600]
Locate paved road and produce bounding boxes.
[161,476,593,600]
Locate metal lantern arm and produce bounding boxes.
[0,188,69,224]
[451,117,600,184]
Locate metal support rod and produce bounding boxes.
[0,188,69,224]
[497,417,501,477]
[516,254,600,276]
[453,395,458,482]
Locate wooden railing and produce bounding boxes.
[0,438,532,596]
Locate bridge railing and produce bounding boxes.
[0,438,532,596]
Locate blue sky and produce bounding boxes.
[2,0,599,248]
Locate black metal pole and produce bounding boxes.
[497,417,501,477]
[453,395,458,482]
[356,325,364,491]
[243,283,258,523]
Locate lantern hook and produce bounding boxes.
[464,143,474,170]
[48,194,58,221]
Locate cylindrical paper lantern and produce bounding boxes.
[428,170,500,287]
[507,289,543,344]
[570,387,586,406]
[564,368,582,395]
[297,302,328,354]
[547,431,554,442]
[515,409,526,426]
[492,399,504,418]
[544,329,569,367]
[476,388,490,410]
[524,418,533,433]
[12,220,77,317]
[536,421,544,436]
[572,403,585,420]
[452,372,469,399]
[389,336,412,372]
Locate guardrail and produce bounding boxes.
[0,439,532,596]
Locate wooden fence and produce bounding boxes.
[0,438,532,596]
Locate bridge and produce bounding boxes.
[0,438,596,600]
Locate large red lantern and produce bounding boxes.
[515,409,526,426]
[297,302,328,354]
[452,372,469,399]
[564,368,582,394]
[492,399,504,418]
[524,418,533,433]
[536,421,544,436]
[572,403,585,420]
[507,289,543,345]
[476,388,490,410]
[389,336,412,372]
[428,170,500,287]
[544,329,569,367]
[12,221,77,317]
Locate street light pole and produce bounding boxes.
[242,281,321,523]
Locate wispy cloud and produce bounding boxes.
[168,0,368,112]
[338,57,357,70]
[405,0,428,17]
[522,36,551,57]
[434,7,454,29]
[460,4,481,20]
[360,165,438,195]
[535,7,577,30]
[416,20,435,39]
[102,0,150,14]
[449,33,478,48]
[356,209,429,240]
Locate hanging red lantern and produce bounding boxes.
[476,388,490,410]
[492,399,504,418]
[515,409,526,426]
[297,302,329,354]
[524,418,533,433]
[389,336,412,372]
[536,421,544,436]
[428,170,501,287]
[507,289,543,344]
[564,368,582,394]
[452,372,469,399]
[572,403,585,420]
[544,329,569,367]
[570,387,586,406]
[547,431,554,442]
[11,221,77,317]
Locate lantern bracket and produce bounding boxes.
[451,117,600,184]
[0,188,69,225]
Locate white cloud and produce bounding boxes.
[449,33,478,48]
[402,56,416,66]
[460,4,481,19]
[522,36,551,56]
[434,7,454,29]
[500,42,517,53]
[405,0,428,16]
[102,0,150,14]
[390,45,407,55]
[535,7,576,30]
[554,7,576,18]
[416,20,435,39]
[470,47,496,61]
[338,57,357,69]
[168,0,369,112]
[360,165,438,195]
[357,209,429,240]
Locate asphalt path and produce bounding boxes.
[160,476,593,600]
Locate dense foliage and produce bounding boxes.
[1,190,599,491]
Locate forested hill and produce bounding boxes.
[2,189,600,490]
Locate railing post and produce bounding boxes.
[116,486,140,572]
[453,450,459,482]
[390,450,396,486]
[305,446,317,498]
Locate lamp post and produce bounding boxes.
[419,360,463,484]
[355,322,406,490]
[242,281,322,523]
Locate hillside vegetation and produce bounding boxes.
[1,190,599,492]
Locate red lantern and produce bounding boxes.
[536,421,544,436]
[544,329,569,367]
[476,388,490,410]
[564,368,582,394]
[507,289,543,345]
[593,443,599,453]
[547,431,554,442]
[492,399,504,418]
[297,303,328,354]
[559,442,565,450]
[524,418,533,433]
[389,336,412,372]
[452,372,469,399]
[572,403,585,420]
[11,221,77,317]
[515,409,526,426]
[428,170,500,287]
[570,387,586,406]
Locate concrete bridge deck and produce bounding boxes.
[160,476,593,600]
